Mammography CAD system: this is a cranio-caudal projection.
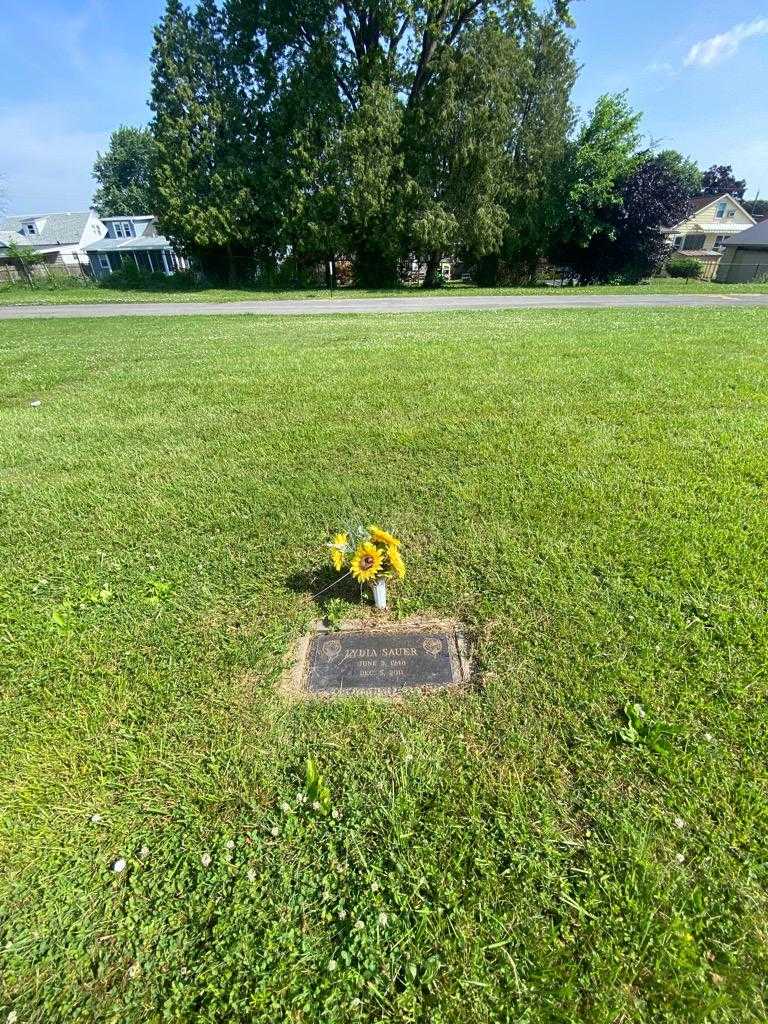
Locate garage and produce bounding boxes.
[716,220,768,284]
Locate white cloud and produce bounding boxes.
[684,16,768,68]
[645,61,676,76]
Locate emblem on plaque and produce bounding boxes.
[322,639,342,662]
[423,637,443,657]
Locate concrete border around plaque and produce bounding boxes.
[286,619,471,699]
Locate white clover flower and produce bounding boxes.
[338,909,347,920]
[354,920,364,931]
[90,814,102,824]
[296,793,307,805]
[128,962,141,979]
[7,1011,19,1024]
[280,802,292,814]
[378,912,389,927]
[201,853,212,868]
[328,959,338,971]
[225,839,235,850]
[351,998,361,1008]
[331,808,340,820]
[270,826,280,837]
[673,817,686,830]
[311,801,321,812]
[704,733,713,742]
[112,858,126,873]
[30,400,42,408]
[371,881,379,892]
[675,853,685,864]
[247,868,257,882]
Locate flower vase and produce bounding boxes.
[371,577,387,610]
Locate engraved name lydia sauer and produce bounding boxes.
[340,646,418,661]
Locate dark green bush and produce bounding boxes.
[99,264,201,291]
[666,257,703,279]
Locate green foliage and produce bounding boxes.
[99,263,200,292]
[490,15,578,283]
[617,703,678,756]
[304,758,332,815]
[322,597,350,631]
[150,0,267,283]
[151,0,577,285]
[743,198,768,218]
[655,150,703,197]
[560,93,643,250]
[667,256,703,279]
[92,126,156,216]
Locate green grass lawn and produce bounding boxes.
[1,276,768,305]
[1,308,767,1022]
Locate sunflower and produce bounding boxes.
[369,525,401,548]
[329,532,349,572]
[350,541,384,583]
[387,543,406,579]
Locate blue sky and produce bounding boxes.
[1,0,767,214]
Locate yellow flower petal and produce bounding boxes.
[330,532,348,572]
[369,525,401,548]
[387,544,406,579]
[350,542,384,583]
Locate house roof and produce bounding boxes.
[85,234,174,253]
[666,193,757,233]
[0,211,93,246]
[690,195,718,213]
[0,230,31,249]
[721,219,768,248]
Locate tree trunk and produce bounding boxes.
[422,251,442,288]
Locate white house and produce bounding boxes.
[0,211,105,267]
[85,216,187,277]
[0,210,187,278]
[665,194,756,257]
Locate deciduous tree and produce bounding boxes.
[92,126,156,216]
[701,164,746,199]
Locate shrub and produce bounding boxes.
[666,257,702,279]
[99,264,201,292]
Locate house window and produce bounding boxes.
[24,222,36,235]
[672,235,684,251]
[113,222,124,238]
[121,221,133,237]
[682,234,706,251]
[98,255,111,272]
[715,202,727,219]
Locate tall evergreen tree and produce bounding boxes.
[474,14,577,284]
[151,0,270,282]
[224,0,575,284]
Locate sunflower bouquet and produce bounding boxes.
[328,525,405,609]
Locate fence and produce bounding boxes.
[0,256,92,287]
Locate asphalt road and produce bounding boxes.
[1,292,768,319]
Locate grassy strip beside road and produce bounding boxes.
[1,277,767,305]
[1,308,767,1022]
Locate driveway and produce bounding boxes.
[1,292,768,319]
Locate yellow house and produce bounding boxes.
[665,193,756,256]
